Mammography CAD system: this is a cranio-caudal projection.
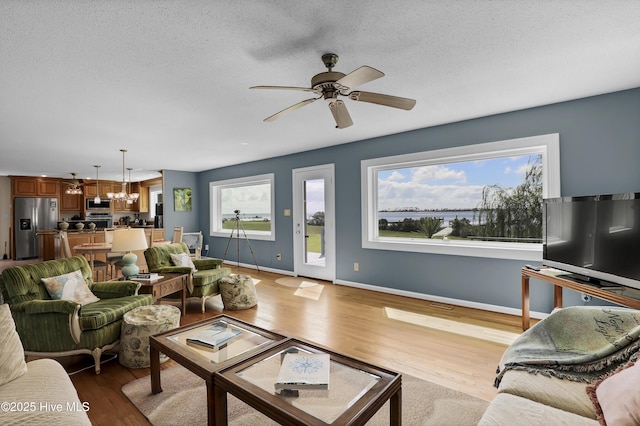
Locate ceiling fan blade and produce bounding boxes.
[263,97,320,122]
[251,85,318,93]
[336,66,384,90]
[348,91,416,110]
[328,100,353,129]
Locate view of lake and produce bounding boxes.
[223,211,479,225]
[378,210,478,225]
[223,213,271,221]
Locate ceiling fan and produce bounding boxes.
[251,53,416,129]
[63,172,83,194]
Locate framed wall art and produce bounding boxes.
[173,188,192,212]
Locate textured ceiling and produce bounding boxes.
[1,1,639,182]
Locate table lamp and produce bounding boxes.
[111,228,148,278]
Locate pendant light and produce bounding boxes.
[107,149,139,203]
[126,167,137,204]
[93,165,101,203]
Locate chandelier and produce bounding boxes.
[107,149,139,203]
[65,173,83,195]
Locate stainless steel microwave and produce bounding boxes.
[86,198,111,210]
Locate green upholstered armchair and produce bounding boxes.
[144,242,231,312]
[0,256,153,373]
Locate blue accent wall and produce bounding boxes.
[164,88,640,314]
[163,170,199,241]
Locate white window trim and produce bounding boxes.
[361,134,560,261]
[209,173,275,241]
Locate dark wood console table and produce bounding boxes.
[521,267,640,331]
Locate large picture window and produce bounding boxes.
[210,174,275,240]
[361,134,560,260]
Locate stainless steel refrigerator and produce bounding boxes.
[14,197,59,259]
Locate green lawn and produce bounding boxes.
[222,221,326,253]
[221,222,458,252]
[222,220,271,232]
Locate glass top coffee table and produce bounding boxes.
[149,315,287,425]
[213,338,402,425]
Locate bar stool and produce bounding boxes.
[104,229,124,279]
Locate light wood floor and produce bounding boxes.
[65,267,526,425]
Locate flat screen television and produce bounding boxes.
[543,192,640,290]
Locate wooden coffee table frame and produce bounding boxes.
[134,273,189,316]
[213,338,402,426]
[149,315,287,426]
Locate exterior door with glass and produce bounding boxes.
[292,164,335,281]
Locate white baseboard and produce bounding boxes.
[221,260,295,277]
[222,261,548,320]
[334,278,549,320]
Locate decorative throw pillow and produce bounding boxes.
[586,359,640,426]
[0,304,28,386]
[170,252,198,273]
[41,269,100,305]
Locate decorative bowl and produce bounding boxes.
[88,222,96,230]
[59,221,69,231]
[75,222,85,230]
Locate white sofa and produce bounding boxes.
[0,303,91,425]
[479,306,640,425]
[479,369,599,425]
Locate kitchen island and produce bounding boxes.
[37,228,164,262]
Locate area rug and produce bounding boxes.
[275,277,319,288]
[122,364,488,425]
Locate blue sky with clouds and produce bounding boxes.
[377,154,539,210]
[221,183,271,215]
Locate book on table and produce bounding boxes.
[186,325,242,350]
[274,352,330,391]
[128,273,161,281]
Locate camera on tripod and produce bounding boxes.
[223,208,260,271]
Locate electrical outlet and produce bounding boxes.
[354,262,359,271]
[204,244,209,251]
[276,253,282,261]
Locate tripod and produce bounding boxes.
[222,210,260,272]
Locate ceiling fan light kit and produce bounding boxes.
[64,173,83,195]
[251,53,416,129]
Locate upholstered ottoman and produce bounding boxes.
[119,305,181,368]
[219,274,258,310]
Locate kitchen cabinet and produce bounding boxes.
[84,184,97,198]
[137,185,149,213]
[60,190,82,211]
[39,179,61,196]
[12,176,60,197]
[85,182,114,198]
[13,177,37,195]
[113,199,134,212]
[37,233,57,260]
